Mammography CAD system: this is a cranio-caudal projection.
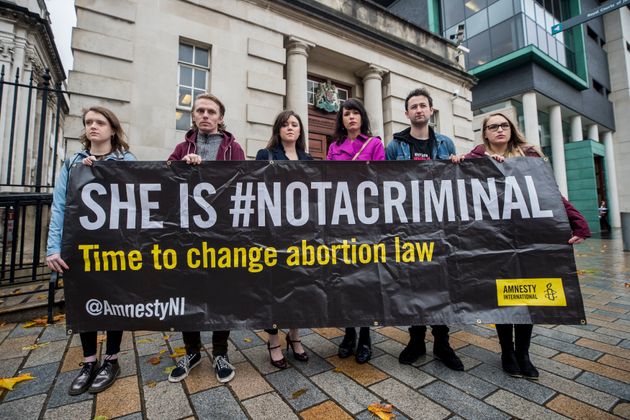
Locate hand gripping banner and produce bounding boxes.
[61,158,586,332]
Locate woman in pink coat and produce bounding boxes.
[327,98,385,363]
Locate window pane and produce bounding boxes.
[176,111,191,131]
[534,2,545,25]
[194,69,206,89]
[488,0,513,26]
[194,48,209,67]
[338,89,348,100]
[178,87,192,107]
[547,33,557,59]
[524,0,535,18]
[444,0,465,28]
[193,89,204,101]
[525,16,537,45]
[179,43,193,63]
[556,40,566,65]
[468,31,491,67]
[537,25,548,53]
[466,11,488,38]
[179,66,192,86]
[465,0,487,17]
[307,92,314,104]
[490,17,517,59]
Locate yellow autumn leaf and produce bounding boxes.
[170,347,186,358]
[163,335,170,341]
[146,380,157,388]
[291,388,307,399]
[368,403,395,420]
[164,366,176,374]
[23,342,49,351]
[22,317,47,328]
[136,338,153,344]
[148,356,161,365]
[244,338,252,343]
[0,373,35,391]
[94,416,109,420]
[159,349,167,354]
[333,367,343,373]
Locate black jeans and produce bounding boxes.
[409,325,450,341]
[182,330,230,356]
[80,330,123,357]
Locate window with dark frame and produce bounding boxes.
[176,42,210,131]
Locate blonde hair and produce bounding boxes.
[481,112,538,157]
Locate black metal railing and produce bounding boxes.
[0,66,67,321]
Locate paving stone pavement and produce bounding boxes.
[0,235,629,419]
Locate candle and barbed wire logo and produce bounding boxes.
[544,283,558,301]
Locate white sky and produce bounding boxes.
[45,0,76,75]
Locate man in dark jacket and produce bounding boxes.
[168,93,244,384]
[386,87,464,371]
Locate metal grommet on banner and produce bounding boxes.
[373,321,379,326]
[67,329,73,335]
[166,160,172,167]
[580,319,586,325]
[269,160,275,165]
[542,157,549,162]
[170,327,175,331]
[272,323,277,329]
[476,319,482,324]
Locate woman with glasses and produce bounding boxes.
[453,112,590,379]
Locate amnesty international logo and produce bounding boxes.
[496,278,567,306]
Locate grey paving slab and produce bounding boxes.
[420,359,497,398]
[0,393,46,420]
[529,342,561,358]
[595,327,630,341]
[369,353,435,389]
[459,324,497,337]
[576,371,630,401]
[370,378,450,420]
[374,337,406,357]
[533,326,580,343]
[144,380,193,420]
[420,380,509,420]
[300,332,340,358]
[116,349,138,377]
[135,332,169,357]
[468,363,555,405]
[69,334,81,347]
[289,346,334,376]
[8,324,43,338]
[242,391,299,420]
[46,369,92,408]
[43,400,92,420]
[40,324,70,342]
[529,353,582,379]
[229,329,265,350]
[593,309,630,321]
[311,370,380,415]
[485,389,568,420]
[530,335,603,360]
[553,325,621,345]
[536,370,619,410]
[0,356,22,378]
[23,339,66,368]
[265,368,328,411]
[0,328,10,343]
[241,344,284,375]
[458,344,502,368]
[137,353,177,385]
[4,361,60,402]
[190,386,247,419]
[620,339,630,350]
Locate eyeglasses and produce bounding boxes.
[486,123,510,132]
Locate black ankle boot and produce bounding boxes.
[338,330,356,358]
[355,334,372,364]
[496,324,521,377]
[516,353,539,379]
[433,339,464,371]
[399,327,426,365]
[501,351,521,377]
[514,324,538,379]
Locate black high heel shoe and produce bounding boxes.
[287,337,309,362]
[267,342,288,369]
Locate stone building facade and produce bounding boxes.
[65,0,475,161]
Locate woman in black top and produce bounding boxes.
[256,110,312,368]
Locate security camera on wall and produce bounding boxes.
[457,44,470,54]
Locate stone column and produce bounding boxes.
[602,131,621,228]
[286,36,314,146]
[570,115,582,142]
[357,64,387,139]
[549,105,568,196]
[522,92,540,147]
[587,124,599,142]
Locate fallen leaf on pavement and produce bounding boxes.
[159,349,167,354]
[11,288,21,295]
[23,342,49,351]
[146,380,157,388]
[164,366,176,374]
[148,356,161,365]
[244,338,252,343]
[163,335,170,341]
[170,347,186,358]
[368,403,395,420]
[0,373,35,391]
[333,367,343,373]
[136,338,153,344]
[94,416,109,420]
[291,388,307,399]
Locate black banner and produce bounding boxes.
[62,158,585,332]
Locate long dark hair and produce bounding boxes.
[79,106,129,152]
[266,110,306,151]
[481,112,535,157]
[333,98,371,144]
